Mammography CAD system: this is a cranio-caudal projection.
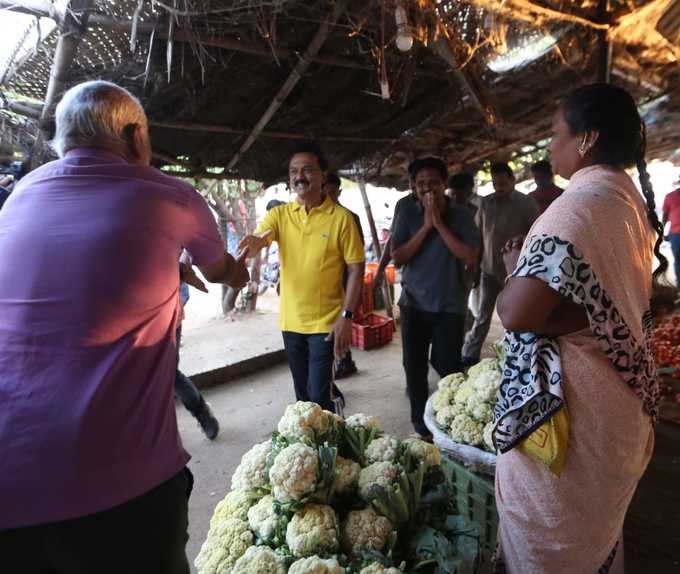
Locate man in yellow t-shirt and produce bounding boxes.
[239,144,365,411]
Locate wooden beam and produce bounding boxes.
[461,126,552,165]
[596,0,612,83]
[225,0,351,171]
[159,169,232,180]
[466,0,609,31]
[39,0,93,129]
[148,120,396,144]
[430,2,502,127]
[5,100,41,119]
[0,0,63,20]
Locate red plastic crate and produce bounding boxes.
[351,312,394,350]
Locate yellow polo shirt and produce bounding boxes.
[256,196,365,334]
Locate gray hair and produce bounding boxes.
[51,80,148,158]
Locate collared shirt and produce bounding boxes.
[256,195,365,333]
[529,183,564,213]
[389,193,417,231]
[391,196,480,314]
[0,148,224,529]
[477,191,540,283]
[663,189,680,234]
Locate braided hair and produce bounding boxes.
[562,83,669,282]
[636,123,668,281]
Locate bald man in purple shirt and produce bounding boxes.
[0,81,248,573]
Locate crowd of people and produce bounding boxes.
[0,79,670,574]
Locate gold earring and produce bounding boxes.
[578,134,588,158]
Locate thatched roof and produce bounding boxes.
[1,0,679,186]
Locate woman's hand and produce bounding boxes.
[501,235,525,275]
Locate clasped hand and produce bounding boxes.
[422,193,442,230]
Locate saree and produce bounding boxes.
[493,165,658,573]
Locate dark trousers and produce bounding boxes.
[282,331,340,411]
[462,273,503,360]
[175,326,205,418]
[1,468,193,574]
[400,305,465,435]
[670,233,680,287]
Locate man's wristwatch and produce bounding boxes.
[341,310,354,320]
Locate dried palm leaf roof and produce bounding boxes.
[0,0,678,186]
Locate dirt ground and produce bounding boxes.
[179,286,283,378]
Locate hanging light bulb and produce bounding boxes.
[394,3,414,52]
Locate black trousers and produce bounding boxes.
[400,305,465,435]
[175,326,206,418]
[1,468,193,574]
[282,331,343,411]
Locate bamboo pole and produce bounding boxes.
[7,100,41,119]
[596,0,612,83]
[224,0,351,171]
[149,120,396,143]
[39,0,94,129]
[429,2,502,127]
[358,177,393,318]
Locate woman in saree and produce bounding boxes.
[492,83,667,573]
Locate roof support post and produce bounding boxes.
[358,177,393,318]
[596,0,612,83]
[39,0,93,130]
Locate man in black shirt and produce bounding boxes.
[392,158,480,438]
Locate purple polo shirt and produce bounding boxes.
[0,148,224,529]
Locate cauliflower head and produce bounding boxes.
[467,358,499,381]
[358,462,399,501]
[345,413,380,430]
[365,435,401,464]
[435,403,464,428]
[431,388,455,413]
[288,556,345,574]
[269,442,319,503]
[465,393,493,423]
[247,495,284,542]
[454,381,475,405]
[277,401,332,443]
[437,372,466,393]
[340,507,393,556]
[403,438,440,468]
[286,503,339,557]
[470,368,502,403]
[359,564,402,574]
[231,440,272,492]
[194,518,253,574]
[230,545,287,574]
[449,413,484,446]
[333,455,361,495]
[210,490,257,527]
[483,421,497,453]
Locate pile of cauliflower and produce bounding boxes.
[195,401,446,574]
[430,359,502,452]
